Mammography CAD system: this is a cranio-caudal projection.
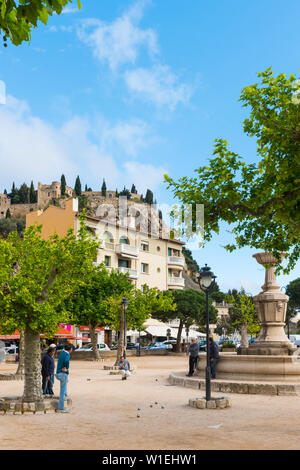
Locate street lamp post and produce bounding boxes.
[121,297,129,359]
[198,264,217,402]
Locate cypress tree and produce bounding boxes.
[131,184,137,194]
[145,189,154,205]
[29,181,36,203]
[101,179,107,197]
[61,174,66,196]
[74,176,82,196]
[5,208,11,218]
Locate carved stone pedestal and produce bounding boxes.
[239,252,296,356]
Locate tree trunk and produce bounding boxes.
[23,327,43,403]
[240,324,249,349]
[176,319,183,353]
[16,329,25,376]
[115,314,125,366]
[89,324,100,361]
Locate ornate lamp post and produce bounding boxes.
[121,297,129,359]
[198,264,217,401]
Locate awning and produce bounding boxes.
[53,327,73,338]
[144,326,205,339]
[144,326,179,338]
[0,331,20,340]
[79,326,105,332]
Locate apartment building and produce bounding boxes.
[26,196,186,292]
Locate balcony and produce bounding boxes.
[117,267,138,280]
[167,256,184,269]
[116,243,139,258]
[168,277,185,288]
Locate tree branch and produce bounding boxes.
[36,268,59,303]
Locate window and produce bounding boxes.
[119,236,129,244]
[118,259,129,268]
[141,242,149,252]
[157,246,161,252]
[168,248,172,256]
[103,231,114,243]
[104,256,111,267]
[141,263,149,274]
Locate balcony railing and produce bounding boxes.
[168,277,185,287]
[116,243,139,258]
[167,256,184,268]
[117,267,138,279]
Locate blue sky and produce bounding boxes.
[0,0,299,293]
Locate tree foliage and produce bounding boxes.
[165,69,300,274]
[0,0,81,46]
[0,220,99,336]
[0,217,25,238]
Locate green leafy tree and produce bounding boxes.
[18,183,29,203]
[229,290,260,347]
[165,69,300,274]
[61,174,66,197]
[119,186,131,199]
[286,278,300,330]
[153,289,217,351]
[182,246,200,282]
[66,265,132,361]
[105,285,175,364]
[0,217,25,238]
[0,0,81,47]
[74,175,82,196]
[0,219,99,403]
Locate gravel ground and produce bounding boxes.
[1,356,300,450]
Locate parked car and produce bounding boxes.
[126,342,140,350]
[75,343,110,352]
[146,342,169,350]
[197,340,207,351]
[5,345,19,355]
[163,340,177,350]
[290,335,300,347]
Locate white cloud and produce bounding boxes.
[62,5,80,14]
[99,118,153,158]
[123,161,166,194]
[77,0,158,71]
[76,1,193,110]
[124,65,193,110]
[0,95,164,194]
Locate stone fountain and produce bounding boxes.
[240,252,297,356]
[195,252,300,383]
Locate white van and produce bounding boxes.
[290,335,300,347]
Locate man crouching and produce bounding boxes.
[119,356,131,380]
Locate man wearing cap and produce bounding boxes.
[41,344,56,395]
[186,338,199,377]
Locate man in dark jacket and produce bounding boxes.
[41,345,56,395]
[209,337,219,379]
[186,338,199,377]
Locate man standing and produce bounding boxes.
[55,343,72,413]
[41,344,56,395]
[186,338,199,377]
[119,356,131,380]
[209,337,219,379]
